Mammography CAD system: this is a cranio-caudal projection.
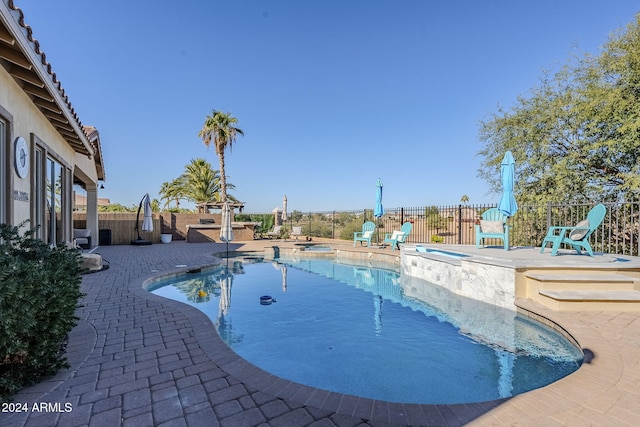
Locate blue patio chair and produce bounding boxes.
[540,204,606,256]
[353,221,376,247]
[475,208,510,250]
[383,222,412,251]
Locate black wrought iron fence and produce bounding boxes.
[274,200,640,256]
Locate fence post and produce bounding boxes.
[458,204,462,244]
[401,207,404,225]
[546,201,552,230]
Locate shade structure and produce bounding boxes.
[220,201,234,243]
[374,179,384,218]
[498,151,518,217]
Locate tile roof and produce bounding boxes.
[0,0,105,180]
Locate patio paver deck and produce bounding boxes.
[1,240,639,426]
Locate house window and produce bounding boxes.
[46,157,65,245]
[32,135,71,245]
[32,146,44,239]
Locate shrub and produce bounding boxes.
[339,220,363,240]
[431,234,444,243]
[0,223,84,401]
[235,214,274,235]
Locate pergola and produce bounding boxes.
[195,201,245,213]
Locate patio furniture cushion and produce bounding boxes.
[475,208,510,250]
[383,222,412,251]
[480,220,504,234]
[354,222,376,247]
[390,230,403,240]
[73,228,91,249]
[569,220,590,240]
[540,203,606,256]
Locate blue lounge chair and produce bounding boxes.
[475,208,510,250]
[353,221,376,247]
[540,204,606,256]
[383,222,412,251]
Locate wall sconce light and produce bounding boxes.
[99,182,105,189]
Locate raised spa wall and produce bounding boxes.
[264,245,402,269]
[263,244,516,309]
[400,245,517,309]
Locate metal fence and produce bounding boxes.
[281,200,640,256]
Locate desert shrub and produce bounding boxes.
[340,219,365,240]
[431,234,444,243]
[0,223,83,402]
[235,214,274,235]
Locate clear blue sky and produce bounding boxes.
[17,1,639,213]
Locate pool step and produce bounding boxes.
[525,272,640,311]
[526,273,639,291]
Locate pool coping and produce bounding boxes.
[137,251,617,426]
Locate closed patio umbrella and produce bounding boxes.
[374,179,384,218]
[220,201,234,243]
[131,193,152,245]
[374,179,384,244]
[498,151,518,217]
[281,195,288,241]
[281,195,288,222]
[220,200,234,259]
[142,193,153,232]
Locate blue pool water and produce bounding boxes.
[149,258,583,404]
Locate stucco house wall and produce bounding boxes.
[1,1,105,246]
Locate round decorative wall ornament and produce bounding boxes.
[14,136,29,179]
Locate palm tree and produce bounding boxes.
[159,178,187,210]
[180,158,237,205]
[198,110,244,202]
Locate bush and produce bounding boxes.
[0,223,84,401]
[340,220,365,240]
[431,234,444,243]
[235,214,274,235]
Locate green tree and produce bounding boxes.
[159,178,187,210]
[151,198,161,213]
[290,210,304,223]
[98,203,136,212]
[180,158,235,205]
[478,14,640,205]
[198,110,244,203]
[425,206,447,232]
[159,159,237,209]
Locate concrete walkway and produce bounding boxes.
[1,240,639,426]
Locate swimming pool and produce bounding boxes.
[149,258,583,404]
